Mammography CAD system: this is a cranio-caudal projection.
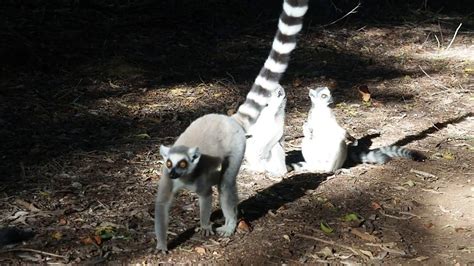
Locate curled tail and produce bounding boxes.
[232,0,308,131]
[349,145,426,164]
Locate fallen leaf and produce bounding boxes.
[342,213,363,222]
[442,151,455,160]
[350,228,380,242]
[318,246,334,258]
[94,235,102,245]
[237,219,252,233]
[58,217,68,225]
[358,85,371,102]
[135,133,151,140]
[424,222,434,229]
[403,180,416,187]
[80,236,96,245]
[283,234,290,241]
[413,256,429,262]
[371,201,383,210]
[51,231,63,240]
[195,247,206,255]
[15,199,41,212]
[320,221,334,234]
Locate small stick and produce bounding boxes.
[321,2,361,28]
[418,65,451,90]
[409,169,438,179]
[0,248,68,260]
[379,210,412,220]
[445,23,462,51]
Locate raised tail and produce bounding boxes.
[349,145,426,164]
[232,0,309,131]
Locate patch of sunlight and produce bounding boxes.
[416,45,474,62]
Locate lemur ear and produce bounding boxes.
[309,88,317,99]
[159,145,170,158]
[188,147,201,163]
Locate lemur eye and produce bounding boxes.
[166,160,172,169]
[321,94,328,99]
[178,160,188,169]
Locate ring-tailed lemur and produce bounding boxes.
[244,84,287,177]
[293,87,425,173]
[155,0,308,252]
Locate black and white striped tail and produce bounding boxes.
[351,145,426,164]
[232,0,308,131]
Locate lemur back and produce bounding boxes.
[155,0,308,252]
[245,85,287,177]
[295,87,425,173]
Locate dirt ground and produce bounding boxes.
[1,0,473,264]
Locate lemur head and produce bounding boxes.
[266,84,286,110]
[160,145,201,179]
[309,87,333,106]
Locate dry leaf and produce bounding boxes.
[94,235,102,245]
[58,217,68,225]
[371,201,382,210]
[15,199,41,212]
[80,236,96,245]
[318,246,334,258]
[237,219,252,233]
[51,231,63,240]
[195,247,206,255]
[283,234,290,241]
[413,256,429,262]
[358,85,371,102]
[424,223,434,229]
[350,228,380,242]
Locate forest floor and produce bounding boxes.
[0,1,473,264]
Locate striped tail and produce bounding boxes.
[232,0,308,131]
[350,145,426,164]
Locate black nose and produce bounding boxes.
[169,169,179,179]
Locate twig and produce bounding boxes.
[0,248,68,260]
[434,34,440,49]
[379,210,412,220]
[445,23,462,50]
[409,169,438,179]
[321,2,361,28]
[420,188,444,194]
[418,65,451,90]
[295,233,360,257]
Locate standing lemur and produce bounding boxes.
[244,84,287,178]
[155,0,308,252]
[293,87,426,173]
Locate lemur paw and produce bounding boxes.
[155,243,168,254]
[216,225,236,237]
[195,225,214,237]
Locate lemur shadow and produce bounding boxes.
[168,172,330,250]
[391,112,473,147]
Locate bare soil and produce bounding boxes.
[1,1,473,264]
